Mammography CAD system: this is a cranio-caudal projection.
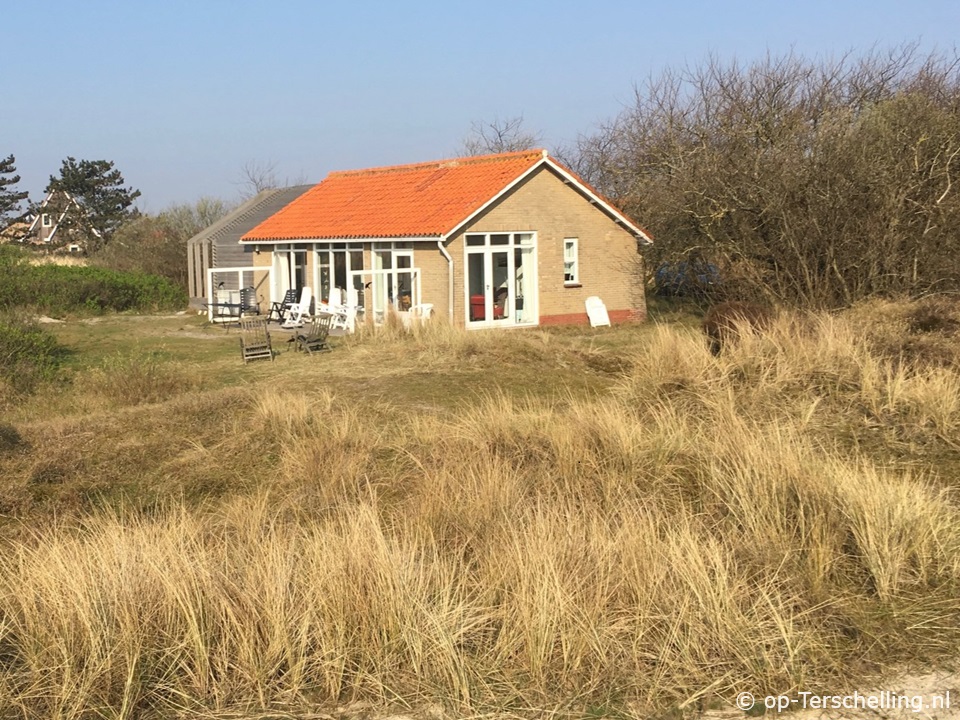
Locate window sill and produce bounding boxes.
[564,282,582,288]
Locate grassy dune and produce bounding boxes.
[0,300,959,718]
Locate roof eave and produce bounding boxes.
[239,234,444,244]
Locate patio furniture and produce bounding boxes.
[404,303,434,328]
[268,289,299,323]
[281,287,313,328]
[240,286,261,316]
[585,296,611,327]
[295,313,334,354]
[329,302,359,334]
[239,318,274,363]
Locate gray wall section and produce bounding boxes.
[187,185,314,305]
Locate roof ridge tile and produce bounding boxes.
[329,149,546,179]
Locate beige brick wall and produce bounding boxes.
[251,245,273,304]
[415,242,452,321]
[447,165,646,326]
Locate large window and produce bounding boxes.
[313,243,364,307]
[563,238,579,285]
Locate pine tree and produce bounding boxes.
[0,155,29,227]
[46,157,141,250]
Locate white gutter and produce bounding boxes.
[438,239,454,320]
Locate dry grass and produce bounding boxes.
[0,301,959,718]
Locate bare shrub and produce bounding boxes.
[702,301,776,354]
[575,46,960,306]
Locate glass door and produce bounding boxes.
[272,247,306,303]
[465,233,537,328]
[467,249,514,326]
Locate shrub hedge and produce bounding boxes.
[0,246,185,314]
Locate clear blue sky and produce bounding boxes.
[4,0,957,211]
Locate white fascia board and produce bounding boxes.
[443,157,549,239]
[442,156,652,244]
[543,158,652,243]
[239,235,442,244]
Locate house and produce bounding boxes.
[20,190,100,252]
[0,219,30,244]
[186,185,313,310]
[236,149,652,328]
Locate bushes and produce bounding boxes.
[576,47,960,306]
[0,313,66,395]
[20,264,185,314]
[0,247,185,314]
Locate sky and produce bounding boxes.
[4,0,958,212]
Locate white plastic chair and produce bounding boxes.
[585,296,611,327]
[407,303,434,326]
[329,299,359,334]
[281,287,313,328]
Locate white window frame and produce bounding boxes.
[463,231,538,328]
[563,238,579,285]
[41,213,52,228]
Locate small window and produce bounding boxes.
[563,238,579,285]
[41,213,52,228]
[465,235,485,246]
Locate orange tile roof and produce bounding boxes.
[242,149,548,241]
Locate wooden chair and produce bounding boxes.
[295,313,333,354]
[239,318,274,363]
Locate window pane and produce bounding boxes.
[517,233,534,245]
[466,235,485,246]
[491,234,509,245]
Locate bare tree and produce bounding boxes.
[574,45,960,307]
[236,160,278,199]
[459,116,543,156]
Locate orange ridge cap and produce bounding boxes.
[329,148,547,178]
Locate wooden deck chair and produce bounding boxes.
[239,318,274,363]
[281,287,313,328]
[295,313,334,354]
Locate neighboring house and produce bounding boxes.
[186,185,313,310]
[20,190,100,252]
[0,219,30,243]
[237,149,652,328]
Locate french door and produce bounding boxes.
[272,246,307,303]
[465,233,536,327]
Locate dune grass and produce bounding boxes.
[0,300,959,718]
